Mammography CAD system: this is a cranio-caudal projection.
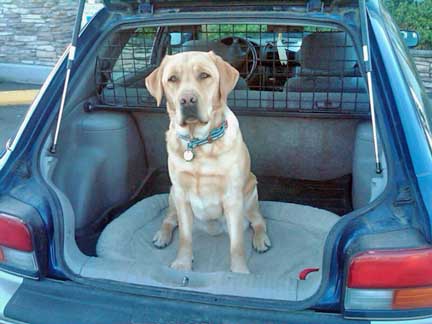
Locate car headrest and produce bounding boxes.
[298,32,359,76]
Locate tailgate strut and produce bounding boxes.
[360,0,382,174]
[50,0,86,153]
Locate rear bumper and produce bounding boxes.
[371,319,432,324]
[2,274,431,324]
[0,274,367,324]
[0,272,22,324]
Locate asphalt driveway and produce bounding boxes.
[0,82,39,148]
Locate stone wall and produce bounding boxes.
[0,0,102,66]
[411,50,432,92]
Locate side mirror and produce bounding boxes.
[401,30,419,48]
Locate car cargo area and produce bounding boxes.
[42,23,388,302]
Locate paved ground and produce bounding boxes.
[0,82,39,147]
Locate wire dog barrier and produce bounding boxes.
[95,24,370,116]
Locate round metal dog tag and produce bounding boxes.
[183,149,194,162]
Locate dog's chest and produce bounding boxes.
[189,192,223,221]
[173,163,226,221]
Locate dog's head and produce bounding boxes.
[145,51,239,127]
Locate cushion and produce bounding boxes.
[92,194,340,301]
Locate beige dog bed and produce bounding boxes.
[81,194,339,301]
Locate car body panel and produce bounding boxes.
[0,0,431,322]
[103,0,359,13]
[368,0,432,240]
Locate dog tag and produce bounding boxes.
[183,149,194,161]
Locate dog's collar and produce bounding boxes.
[177,120,228,161]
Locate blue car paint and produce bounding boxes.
[369,0,432,240]
[0,9,113,278]
[0,0,431,318]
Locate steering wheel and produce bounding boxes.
[218,36,258,81]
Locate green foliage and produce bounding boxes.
[202,24,264,40]
[384,0,432,49]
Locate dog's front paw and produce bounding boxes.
[152,229,173,249]
[170,257,192,271]
[253,231,272,253]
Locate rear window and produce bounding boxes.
[95,24,369,115]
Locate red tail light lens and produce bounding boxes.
[0,212,38,275]
[347,248,432,289]
[345,247,432,314]
[0,213,33,252]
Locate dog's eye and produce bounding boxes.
[199,72,210,80]
[168,75,178,82]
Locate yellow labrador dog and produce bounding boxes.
[145,51,271,273]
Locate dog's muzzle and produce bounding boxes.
[179,92,200,125]
[181,104,199,123]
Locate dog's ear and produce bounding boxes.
[208,51,239,104]
[145,57,169,107]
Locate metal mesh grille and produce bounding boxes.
[95,24,369,115]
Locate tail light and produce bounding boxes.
[0,213,38,274]
[345,248,432,312]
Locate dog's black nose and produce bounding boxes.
[179,92,198,107]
